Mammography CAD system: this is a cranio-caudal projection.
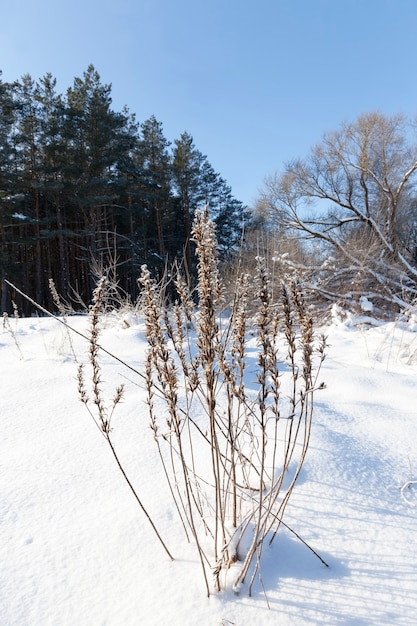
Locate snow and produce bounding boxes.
[360,295,374,312]
[2,311,417,625]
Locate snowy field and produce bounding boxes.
[2,309,417,625]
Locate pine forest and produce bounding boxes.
[0,65,248,315]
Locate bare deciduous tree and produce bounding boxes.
[260,112,417,314]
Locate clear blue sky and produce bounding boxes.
[2,0,417,207]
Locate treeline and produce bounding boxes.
[0,65,249,315]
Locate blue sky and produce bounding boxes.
[2,0,417,206]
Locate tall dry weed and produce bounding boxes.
[140,206,327,597]
[78,275,174,561]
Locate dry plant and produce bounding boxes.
[48,278,78,361]
[2,303,24,359]
[140,206,327,597]
[77,276,174,561]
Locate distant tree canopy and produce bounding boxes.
[0,65,249,314]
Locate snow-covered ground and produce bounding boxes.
[2,310,417,625]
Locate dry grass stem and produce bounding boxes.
[2,310,24,359]
[79,275,174,562]
[48,278,78,361]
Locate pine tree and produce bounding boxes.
[0,74,19,311]
[12,74,45,306]
[64,65,137,301]
[35,73,69,298]
[213,182,248,257]
[172,132,249,266]
[135,116,174,270]
[172,132,204,269]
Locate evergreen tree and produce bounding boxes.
[172,132,249,265]
[135,116,174,269]
[213,182,248,257]
[172,132,204,269]
[0,74,19,310]
[64,65,137,301]
[34,73,69,297]
[12,74,45,305]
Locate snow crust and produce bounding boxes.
[2,312,417,625]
